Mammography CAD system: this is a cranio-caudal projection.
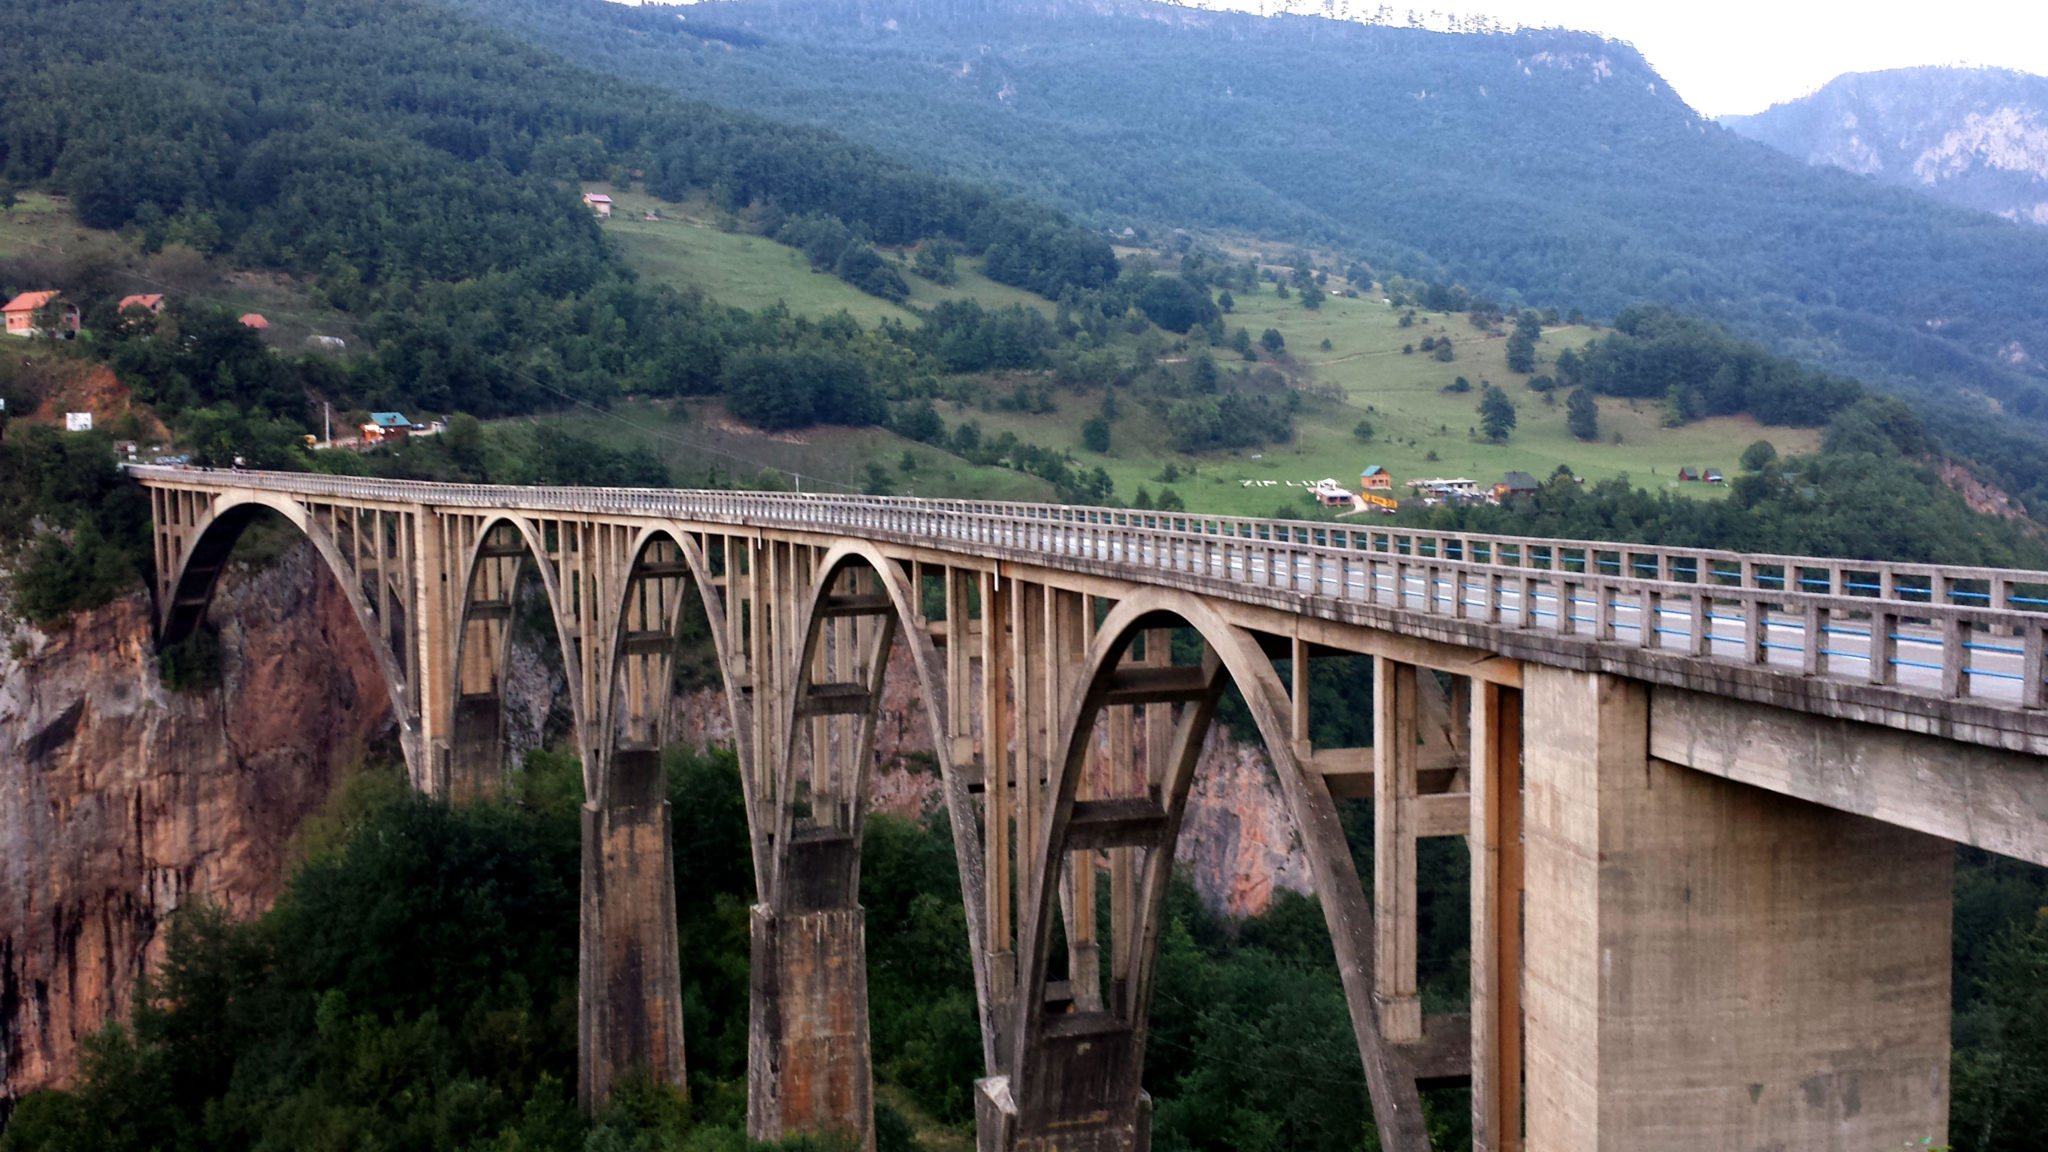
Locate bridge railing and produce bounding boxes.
[131,466,2048,710]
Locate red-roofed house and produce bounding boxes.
[118,294,165,315]
[4,291,80,337]
[239,313,270,330]
[583,192,614,217]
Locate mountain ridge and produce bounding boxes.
[452,0,2048,420]
[1723,66,2048,226]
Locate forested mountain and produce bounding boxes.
[449,0,2048,419]
[1724,67,2048,227]
[0,0,1114,419]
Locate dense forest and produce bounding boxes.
[5,720,2045,1151]
[0,0,1116,424]
[450,0,2048,425]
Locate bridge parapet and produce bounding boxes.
[132,465,2048,754]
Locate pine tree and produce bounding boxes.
[1479,384,1517,442]
[1566,387,1599,441]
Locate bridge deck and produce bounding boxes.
[132,465,2048,754]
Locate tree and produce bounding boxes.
[1566,387,1599,441]
[1217,290,1234,313]
[1352,419,1375,442]
[1081,416,1111,453]
[895,400,945,444]
[1259,329,1285,354]
[1553,346,1582,385]
[1137,276,1218,334]
[1479,384,1517,442]
[1505,329,1536,373]
[1433,338,1455,362]
[911,238,959,284]
[0,181,16,213]
[1740,439,1778,472]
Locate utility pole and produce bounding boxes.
[324,401,331,448]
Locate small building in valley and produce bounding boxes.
[1359,464,1392,491]
[118,294,166,315]
[1406,476,1481,502]
[239,313,270,330]
[1312,478,1354,507]
[1493,471,1540,501]
[361,412,419,444]
[584,192,614,217]
[4,291,80,337]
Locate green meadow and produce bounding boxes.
[589,194,1821,516]
[593,186,1052,323]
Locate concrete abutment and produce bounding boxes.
[1520,665,1953,1151]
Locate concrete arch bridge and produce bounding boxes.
[135,465,2048,1152]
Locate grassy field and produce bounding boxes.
[0,192,359,353]
[1134,285,1821,514]
[593,194,1821,515]
[530,397,1060,502]
[593,185,1052,322]
[948,285,1817,517]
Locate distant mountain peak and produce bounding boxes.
[1724,65,2048,225]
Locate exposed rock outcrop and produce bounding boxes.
[0,544,391,1103]
[1723,66,2048,226]
[0,557,1313,1105]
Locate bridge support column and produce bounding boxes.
[448,694,502,802]
[974,1045,1151,1152]
[1520,666,1953,1152]
[579,749,687,1110]
[749,830,875,1151]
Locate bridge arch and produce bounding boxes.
[158,490,419,775]
[598,528,746,795]
[446,514,589,799]
[776,541,992,993]
[1003,587,1429,1150]
[748,540,998,1147]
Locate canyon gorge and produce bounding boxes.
[0,545,1313,1105]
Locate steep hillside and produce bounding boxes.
[450,0,2048,418]
[1724,67,2048,227]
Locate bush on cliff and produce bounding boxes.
[0,426,152,625]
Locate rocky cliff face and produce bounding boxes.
[1,560,1312,1104]
[1723,67,2048,225]
[0,544,391,1104]
[667,642,1312,919]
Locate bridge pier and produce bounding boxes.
[748,830,875,1151]
[579,749,687,1110]
[1519,666,1953,1151]
[448,694,502,801]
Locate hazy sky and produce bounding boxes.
[1201,1,2048,116]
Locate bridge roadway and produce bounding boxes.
[133,466,2048,1152]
